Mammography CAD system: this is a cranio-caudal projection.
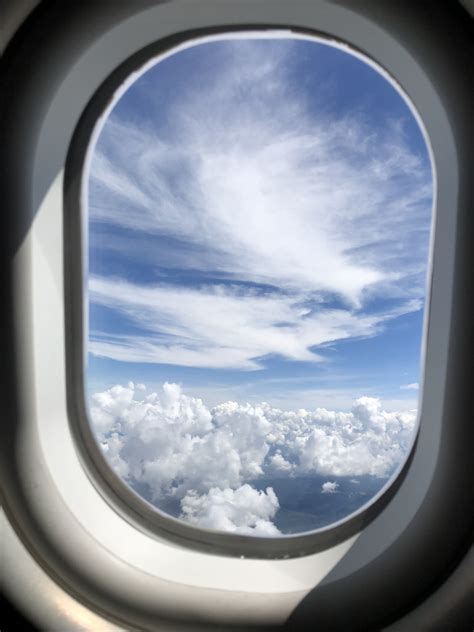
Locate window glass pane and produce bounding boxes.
[86,34,433,536]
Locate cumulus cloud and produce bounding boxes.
[89,381,417,532]
[87,38,431,368]
[180,485,280,535]
[90,382,269,501]
[400,382,419,390]
[268,451,293,473]
[321,481,339,494]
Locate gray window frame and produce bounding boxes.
[2,2,472,630]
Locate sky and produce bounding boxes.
[86,35,432,535]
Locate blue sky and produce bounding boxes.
[86,35,432,412]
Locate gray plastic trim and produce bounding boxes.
[2,1,473,630]
[64,26,424,560]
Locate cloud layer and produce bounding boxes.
[87,38,432,370]
[90,381,416,534]
[89,277,421,370]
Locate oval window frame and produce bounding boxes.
[2,1,471,629]
[67,26,431,558]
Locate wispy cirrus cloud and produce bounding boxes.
[89,276,421,370]
[400,382,419,390]
[89,42,430,288]
[87,37,431,370]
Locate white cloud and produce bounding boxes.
[88,38,431,367]
[89,381,417,532]
[89,276,421,370]
[90,382,270,501]
[90,45,430,303]
[268,451,293,473]
[180,484,280,536]
[182,380,419,414]
[293,396,416,477]
[400,382,419,390]
[321,481,339,494]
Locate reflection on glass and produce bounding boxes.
[86,35,432,535]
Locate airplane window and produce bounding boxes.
[85,33,433,537]
[5,0,472,626]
